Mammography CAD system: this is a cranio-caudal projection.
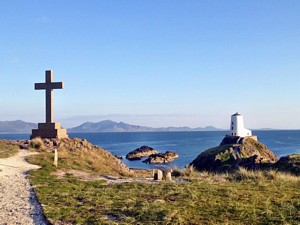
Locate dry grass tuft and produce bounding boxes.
[229,167,300,183]
[231,167,265,181]
[30,137,45,150]
[265,169,300,182]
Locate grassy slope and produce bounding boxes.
[28,138,133,177]
[27,151,300,224]
[0,140,20,158]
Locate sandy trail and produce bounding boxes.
[0,150,47,225]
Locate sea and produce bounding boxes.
[1,130,300,169]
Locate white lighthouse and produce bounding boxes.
[229,112,252,137]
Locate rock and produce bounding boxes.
[274,154,300,175]
[143,151,179,164]
[114,155,123,160]
[190,136,278,172]
[126,146,158,160]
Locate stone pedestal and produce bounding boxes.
[153,165,173,181]
[31,122,68,139]
[153,169,163,180]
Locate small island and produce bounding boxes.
[126,145,179,164]
[190,136,278,172]
[125,146,158,160]
[143,151,179,164]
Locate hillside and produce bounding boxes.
[190,136,278,172]
[1,138,299,224]
[68,120,153,132]
[24,138,300,224]
[0,120,37,134]
[0,119,222,134]
[68,120,222,133]
[26,137,133,176]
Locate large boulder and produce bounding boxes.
[190,136,278,172]
[143,151,179,164]
[126,146,158,160]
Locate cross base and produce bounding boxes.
[31,123,68,139]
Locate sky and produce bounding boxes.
[1,0,300,129]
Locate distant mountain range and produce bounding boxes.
[0,120,223,134]
[68,120,223,133]
[0,120,37,134]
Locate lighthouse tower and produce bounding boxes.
[230,112,252,137]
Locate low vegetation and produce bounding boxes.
[27,138,133,177]
[30,137,45,150]
[27,149,300,225]
[0,140,20,158]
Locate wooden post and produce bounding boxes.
[53,149,58,167]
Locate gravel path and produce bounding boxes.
[0,150,47,225]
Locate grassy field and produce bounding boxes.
[0,140,20,158]
[27,151,300,225]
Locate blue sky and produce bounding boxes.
[1,0,300,129]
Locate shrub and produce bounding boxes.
[30,137,45,150]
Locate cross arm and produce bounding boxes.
[34,82,64,90]
[35,83,46,90]
[51,82,64,89]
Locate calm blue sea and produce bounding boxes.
[1,131,300,169]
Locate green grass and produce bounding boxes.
[0,140,20,158]
[28,151,300,225]
[27,141,133,177]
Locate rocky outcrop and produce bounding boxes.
[143,151,179,164]
[190,136,278,172]
[274,154,300,175]
[126,146,158,160]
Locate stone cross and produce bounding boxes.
[35,70,64,123]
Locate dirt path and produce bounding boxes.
[0,150,47,225]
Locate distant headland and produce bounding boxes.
[0,119,224,134]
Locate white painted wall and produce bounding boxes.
[229,113,252,137]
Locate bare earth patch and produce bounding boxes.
[0,150,47,224]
